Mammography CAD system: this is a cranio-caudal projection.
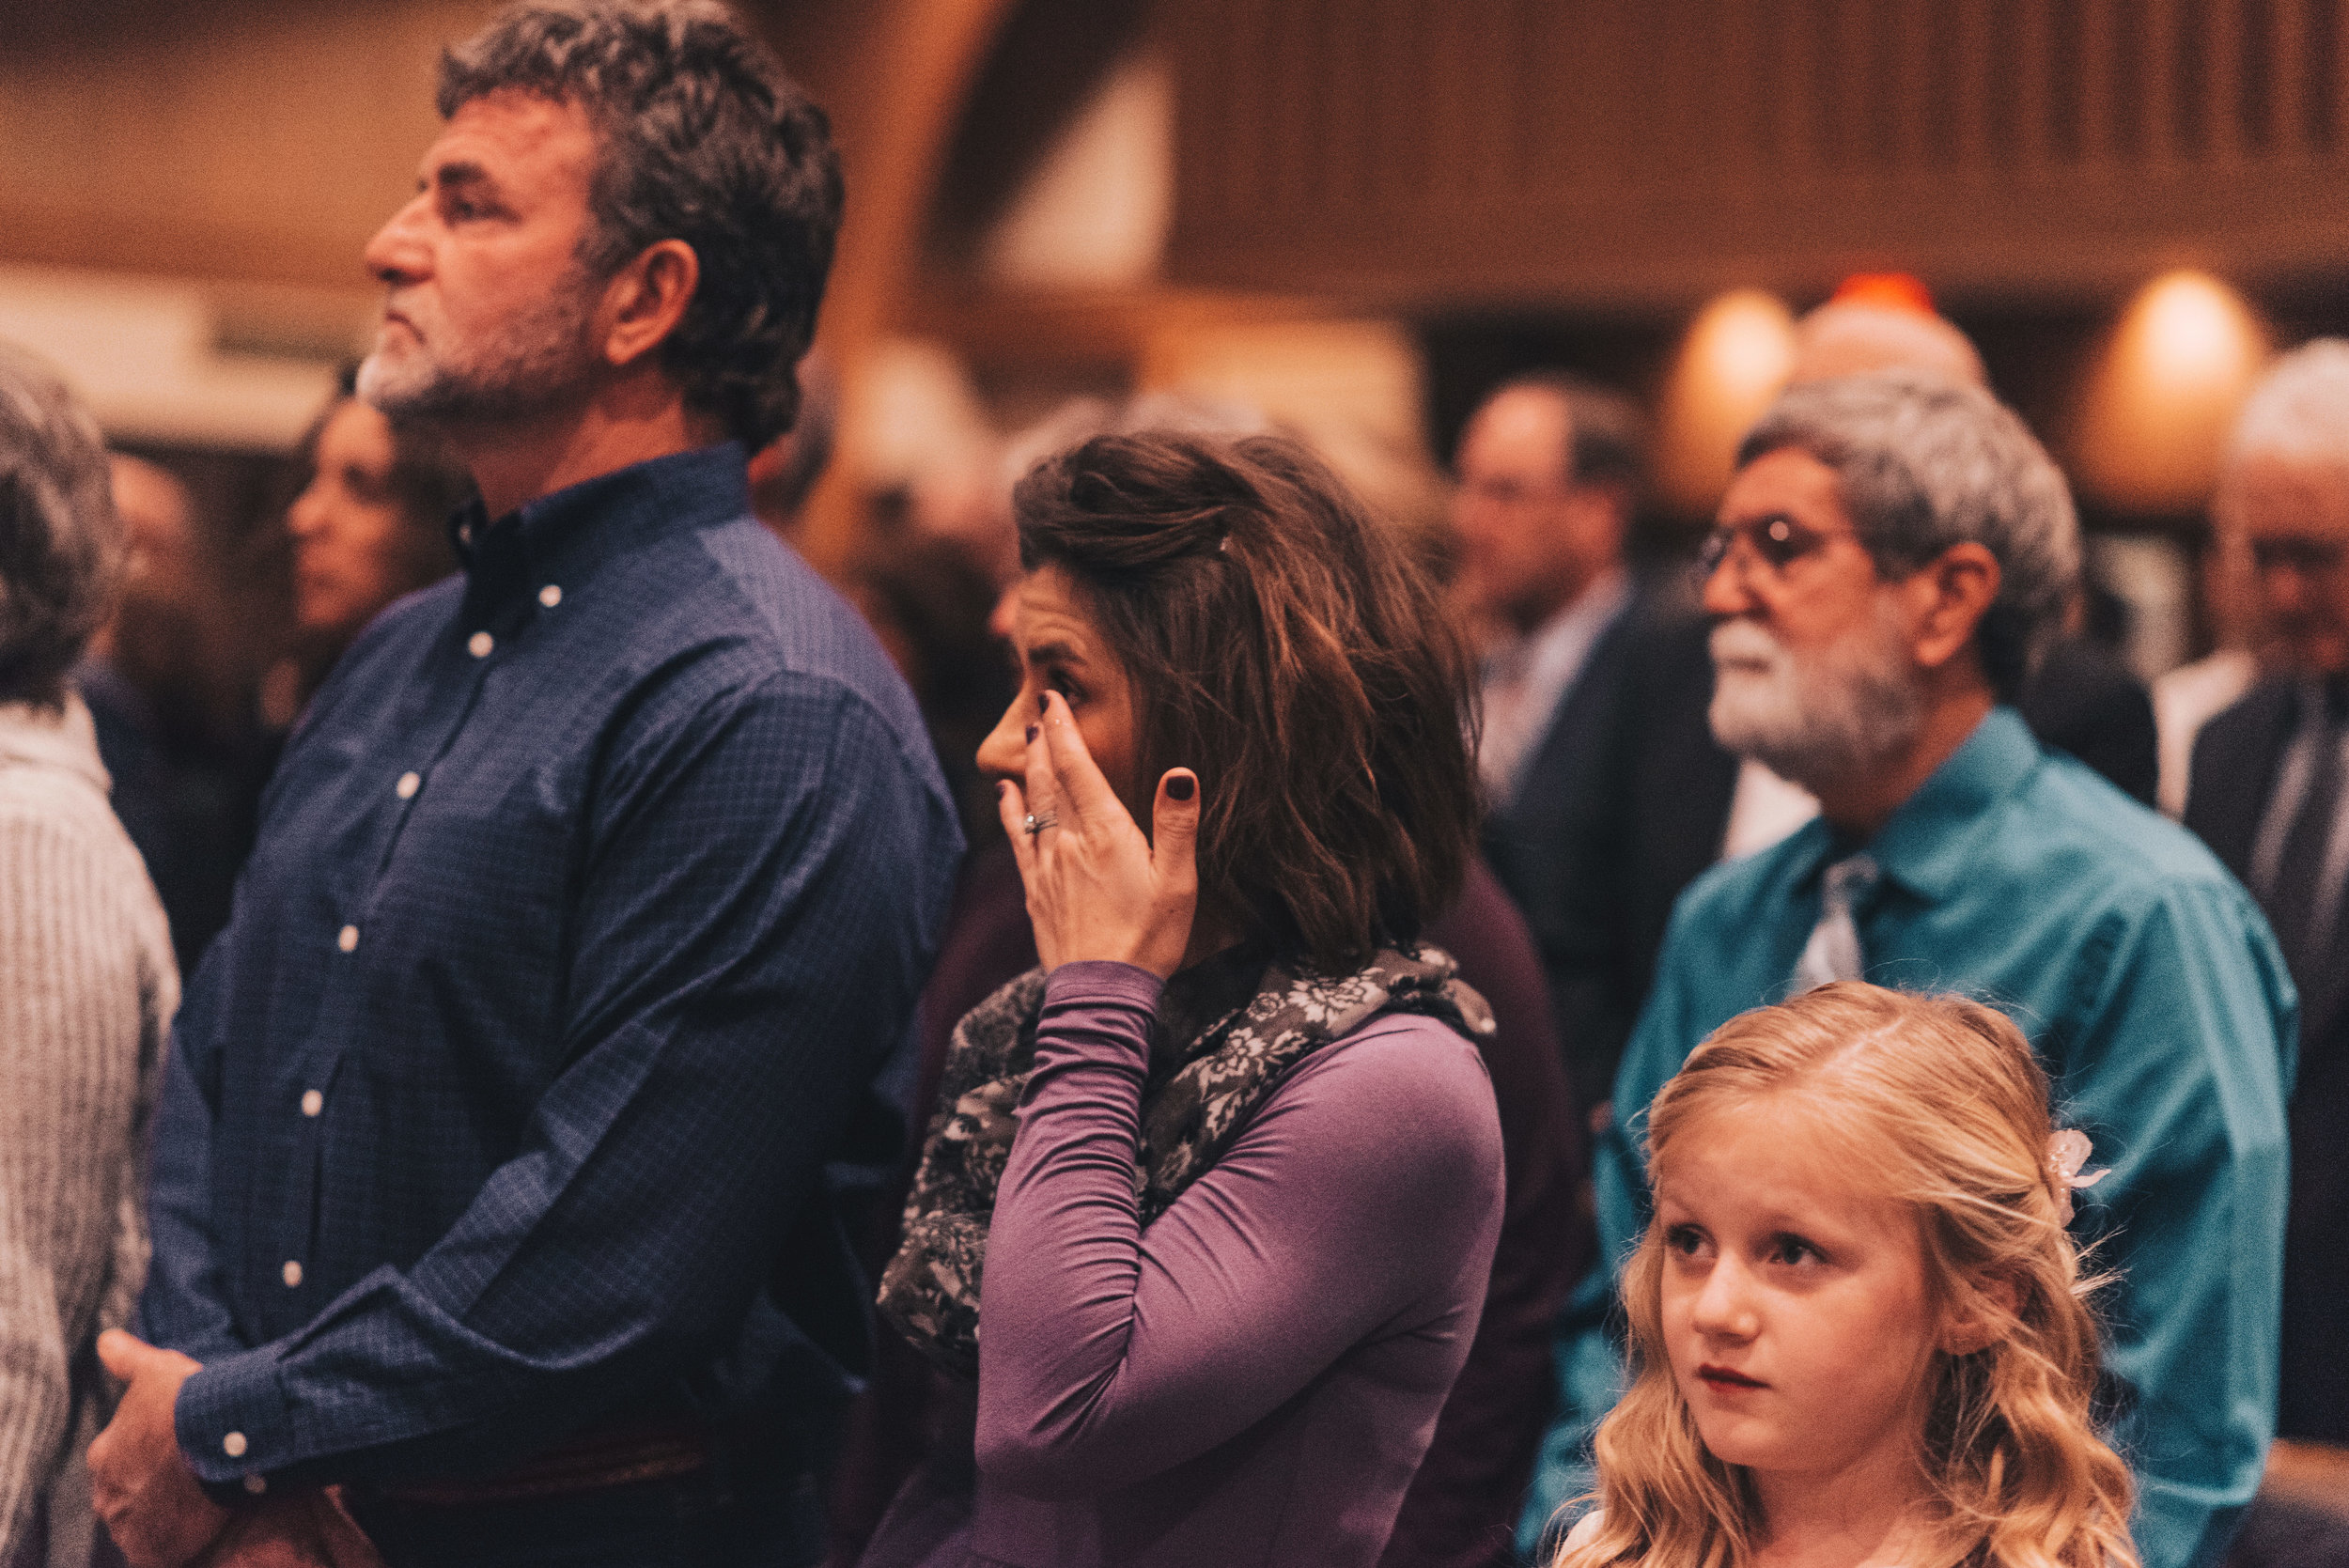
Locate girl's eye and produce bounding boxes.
[1048,675,1084,706]
[1768,1234,1822,1267]
[1664,1224,1707,1258]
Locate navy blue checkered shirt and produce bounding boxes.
[140,443,961,1498]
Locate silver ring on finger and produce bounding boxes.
[1023,811,1058,837]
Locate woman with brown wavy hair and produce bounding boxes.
[868,431,1504,1567]
[1548,982,2136,1568]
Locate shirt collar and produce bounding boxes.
[1788,706,2041,902]
[451,442,751,610]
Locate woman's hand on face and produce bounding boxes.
[1000,691,1200,979]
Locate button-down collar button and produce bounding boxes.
[337,924,359,953]
[468,630,494,659]
[396,771,421,800]
[223,1432,247,1458]
[242,1474,268,1496]
[301,1090,324,1118]
[282,1261,303,1288]
[538,584,563,608]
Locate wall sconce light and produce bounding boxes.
[2075,270,2268,515]
[1657,288,1798,517]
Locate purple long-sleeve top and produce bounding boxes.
[967,960,1505,1567]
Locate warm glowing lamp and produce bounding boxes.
[1657,289,1798,516]
[2075,271,2269,514]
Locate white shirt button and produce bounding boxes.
[242,1474,267,1496]
[282,1261,303,1288]
[301,1090,323,1118]
[336,924,359,953]
[396,771,421,800]
[538,584,563,608]
[223,1432,247,1458]
[468,630,494,658]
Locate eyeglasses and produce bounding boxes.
[1696,514,1859,581]
[2249,536,2349,575]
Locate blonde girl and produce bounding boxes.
[1554,982,2136,1568]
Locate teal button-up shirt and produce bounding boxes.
[1519,707,2295,1568]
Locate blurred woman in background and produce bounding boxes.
[271,367,470,716]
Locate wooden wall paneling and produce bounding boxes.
[2318,0,2349,151]
[2013,0,2060,174]
[1160,0,2349,310]
[0,2,501,291]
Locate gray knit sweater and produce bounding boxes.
[0,698,174,1563]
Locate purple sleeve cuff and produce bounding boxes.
[1041,960,1164,1014]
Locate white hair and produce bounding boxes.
[1737,371,2080,702]
[2226,338,2349,473]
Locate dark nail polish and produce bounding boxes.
[1025,725,1039,743]
[1167,775,1194,800]
[1036,691,1049,716]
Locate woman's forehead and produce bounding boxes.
[1014,567,1098,650]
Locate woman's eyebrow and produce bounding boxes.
[1026,639,1087,669]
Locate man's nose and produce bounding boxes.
[1700,548,1752,619]
[364,194,433,285]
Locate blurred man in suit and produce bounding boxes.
[2187,339,2349,1447]
[1452,371,1653,1110]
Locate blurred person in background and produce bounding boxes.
[1451,371,1654,1110]
[90,7,959,1567]
[271,366,469,714]
[0,344,176,1568]
[869,430,1503,1568]
[2186,339,2349,1452]
[748,346,837,547]
[76,457,272,978]
[841,529,1010,848]
[1524,372,2293,1568]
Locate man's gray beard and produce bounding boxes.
[1707,602,1925,795]
[358,280,599,427]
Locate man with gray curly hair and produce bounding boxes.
[90,6,960,1567]
[1524,372,2294,1568]
[0,343,176,1568]
[2187,338,2349,1454]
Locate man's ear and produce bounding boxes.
[1906,541,2002,675]
[596,239,700,369]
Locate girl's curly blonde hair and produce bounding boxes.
[1552,983,2137,1568]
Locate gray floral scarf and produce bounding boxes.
[878,944,1494,1376]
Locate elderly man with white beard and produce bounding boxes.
[1518,373,2295,1568]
